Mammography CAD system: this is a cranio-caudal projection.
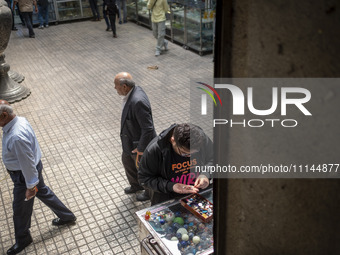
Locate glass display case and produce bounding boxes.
[137,0,151,28]
[128,0,215,55]
[56,0,82,21]
[136,189,214,255]
[56,0,103,21]
[169,2,185,45]
[169,0,215,55]
[81,0,103,18]
[127,0,138,22]
[81,0,93,18]
[13,0,104,24]
[186,6,214,54]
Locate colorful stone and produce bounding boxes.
[193,236,201,244]
[182,234,189,241]
[176,227,188,235]
[173,217,184,226]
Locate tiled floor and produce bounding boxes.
[0,20,213,254]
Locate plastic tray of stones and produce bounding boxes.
[180,193,213,223]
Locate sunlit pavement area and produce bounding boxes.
[0,20,213,254]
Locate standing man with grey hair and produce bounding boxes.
[147,0,169,56]
[0,100,76,255]
[114,72,156,201]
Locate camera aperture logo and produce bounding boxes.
[196,82,312,128]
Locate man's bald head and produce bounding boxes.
[114,72,133,82]
[0,100,10,106]
[0,99,15,127]
[114,72,135,96]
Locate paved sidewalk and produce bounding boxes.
[0,20,213,254]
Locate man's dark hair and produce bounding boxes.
[173,123,204,151]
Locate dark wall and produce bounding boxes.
[214,0,340,254]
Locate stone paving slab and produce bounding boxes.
[0,19,213,254]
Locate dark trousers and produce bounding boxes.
[38,5,49,26]
[21,12,34,36]
[122,152,141,188]
[108,14,116,36]
[103,6,110,29]
[122,152,151,198]
[17,5,25,25]
[89,0,100,19]
[9,161,75,244]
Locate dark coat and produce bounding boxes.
[138,124,213,204]
[120,86,156,154]
[104,0,118,16]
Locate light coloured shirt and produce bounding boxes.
[2,116,41,188]
[122,87,133,110]
[147,0,169,23]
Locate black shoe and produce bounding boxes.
[7,236,33,255]
[52,217,76,226]
[113,34,117,38]
[29,35,35,38]
[12,27,18,31]
[136,191,150,202]
[124,186,143,194]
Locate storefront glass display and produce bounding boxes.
[56,0,82,21]
[81,0,104,18]
[136,189,214,254]
[170,2,185,45]
[168,0,215,55]
[127,0,137,22]
[137,0,150,27]
[13,0,105,23]
[81,0,92,18]
[186,6,214,54]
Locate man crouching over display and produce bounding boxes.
[138,123,213,205]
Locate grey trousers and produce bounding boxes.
[152,20,167,52]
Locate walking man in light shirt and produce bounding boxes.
[0,100,76,255]
[147,0,169,56]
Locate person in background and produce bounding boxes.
[0,100,76,255]
[5,0,18,31]
[116,0,127,24]
[138,123,213,205]
[13,0,38,38]
[147,0,169,56]
[89,0,100,21]
[114,72,156,201]
[104,0,118,37]
[37,0,49,29]
[16,3,25,26]
[103,0,111,31]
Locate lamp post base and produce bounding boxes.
[0,54,30,103]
